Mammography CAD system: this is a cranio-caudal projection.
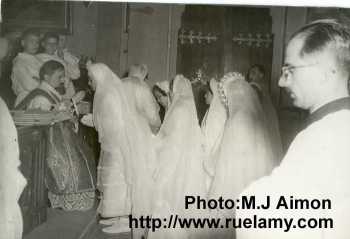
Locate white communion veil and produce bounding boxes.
[149,75,208,239]
[90,63,133,183]
[201,78,227,191]
[209,73,277,216]
[0,97,26,239]
[251,81,283,163]
[89,63,155,221]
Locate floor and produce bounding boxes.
[82,221,131,239]
[23,208,131,239]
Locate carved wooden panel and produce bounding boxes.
[176,6,273,123]
[18,127,48,235]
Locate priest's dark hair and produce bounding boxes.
[39,60,65,82]
[291,19,350,75]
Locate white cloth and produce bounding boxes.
[0,97,27,239]
[27,81,62,111]
[11,53,41,106]
[80,113,94,127]
[36,53,76,100]
[89,64,156,230]
[55,49,80,80]
[201,78,227,191]
[89,63,132,217]
[250,82,283,162]
[122,75,160,238]
[149,75,208,239]
[123,76,161,131]
[209,74,277,228]
[236,109,350,239]
[155,80,170,94]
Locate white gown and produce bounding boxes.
[149,75,208,239]
[201,79,227,192]
[209,73,277,238]
[250,82,283,163]
[122,75,160,238]
[89,64,157,238]
[89,64,132,217]
[11,53,42,106]
[0,97,27,239]
[122,76,161,133]
[237,106,350,239]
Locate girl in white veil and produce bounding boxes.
[88,63,132,230]
[88,63,155,236]
[201,78,227,192]
[209,72,277,237]
[149,75,207,239]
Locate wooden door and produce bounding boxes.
[176,5,274,123]
[18,127,48,235]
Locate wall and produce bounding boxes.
[270,7,308,106]
[66,1,98,58]
[66,2,184,84]
[126,3,184,85]
[95,2,123,74]
[269,7,308,149]
[270,7,286,105]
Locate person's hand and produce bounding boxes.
[57,49,64,59]
[80,113,94,127]
[72,91,86,103]
[56,100,70,111]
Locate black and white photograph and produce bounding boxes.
[0,0,349,238]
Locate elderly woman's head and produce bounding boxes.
[87,63,106,91]
[128,64,148,81]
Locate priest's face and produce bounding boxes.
[46,68,65,89]
[279,35,326,111]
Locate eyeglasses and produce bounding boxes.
[281,63,318,79]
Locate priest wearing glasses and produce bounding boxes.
[236,19,350,239]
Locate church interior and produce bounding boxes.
[0,1,347,239]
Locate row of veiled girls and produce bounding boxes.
[86,63,282,239]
